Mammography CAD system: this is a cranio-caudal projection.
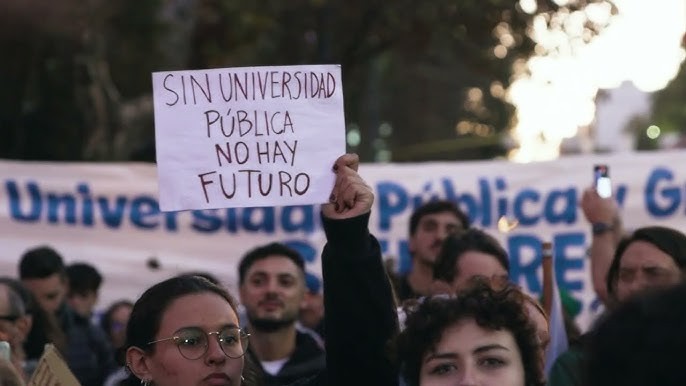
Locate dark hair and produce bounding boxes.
[409,200,470,236]
[433,228,510,282]
[396,282,544,386]
[177,271,221,285]
[18,246,66,280]
[101,299,134,339]
[587,282,686,386]
[238,242,305,285]
[66,262,103,296]
[606,226,686,297]
[125,276,241,383]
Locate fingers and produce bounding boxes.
[333,173,367,212]
[333,153,359,173]
[323,153,374,218]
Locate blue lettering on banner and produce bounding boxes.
[376,178,629,233]
[130,196,160,229]
[282,240,317,263]
[377,182,408,231]
[508,232,586,294]
[7,177,634,239]
[645,167,684,217]
[5,180,318,235]
[513,189,540,226]
[191,210,222,232]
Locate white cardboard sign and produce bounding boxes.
[152,64,345,211]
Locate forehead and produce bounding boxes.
[434,318,518,354]
[246,255,302,276]
[111,304,132,320]
[457,251,507,273]
[525,302,548,334]
[620,240,678,269]
[417,211,461,227]
[22,274,64,292]
[159,292,238,336]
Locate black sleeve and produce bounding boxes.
[320,211,399,386]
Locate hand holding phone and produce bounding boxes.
[594,164,612,198]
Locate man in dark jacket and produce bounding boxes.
[19,246,117,386]
[238,242,326,386]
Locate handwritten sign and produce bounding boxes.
[152,64,346,211]
[28,344,81,386]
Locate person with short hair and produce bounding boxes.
[432,228,510,293]
[548,225,686,386]
[18,246,116,386]
[66,262,103,319]
[238,242,325,385]
[394,200,470,301]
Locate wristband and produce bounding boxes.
[592,222,614,235]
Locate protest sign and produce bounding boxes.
[28,344,81,386]
[152,64,346,211]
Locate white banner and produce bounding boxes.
[2,150,686,329]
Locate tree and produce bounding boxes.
[0,0,615,162]
[189,0,615,161]
[651,59,686,141]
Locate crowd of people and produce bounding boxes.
[2,153,686,386]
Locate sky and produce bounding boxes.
[508,0,686,162]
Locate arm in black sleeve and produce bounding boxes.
[320,211,399,386]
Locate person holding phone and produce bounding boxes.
[584,165,624,308]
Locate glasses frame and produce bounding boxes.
[0,315,20,323]
[148,326,250,360]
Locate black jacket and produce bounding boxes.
[289,212,399,386]
[249,330,326,386]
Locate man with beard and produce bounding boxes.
[238,242,325,386]
[393,200,470,302]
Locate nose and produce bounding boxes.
[436,226,452,242]
[627,274,649,297]
[457,363,478,386]
[205,334,227,365]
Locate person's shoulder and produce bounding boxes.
[295,324,324,349]
[285,372,325,386]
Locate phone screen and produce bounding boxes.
[0,341,10,362]
[594,165,612,198]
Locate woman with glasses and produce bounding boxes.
[396,282,545,386]
[124,153,399,386]
[124,275,251,386]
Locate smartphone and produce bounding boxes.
[0,341,10,362]
[594,164,612,198]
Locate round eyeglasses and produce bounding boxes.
[148,326,250,360]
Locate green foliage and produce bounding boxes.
[651,59,686,136]
[0,0,614,162]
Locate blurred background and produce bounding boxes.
[1,0,685,164]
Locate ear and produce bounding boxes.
[15,315,32,340]
[300,292,311,311]
[126,346,153,381]
[238,284,247,304]
[407,235,417,254]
